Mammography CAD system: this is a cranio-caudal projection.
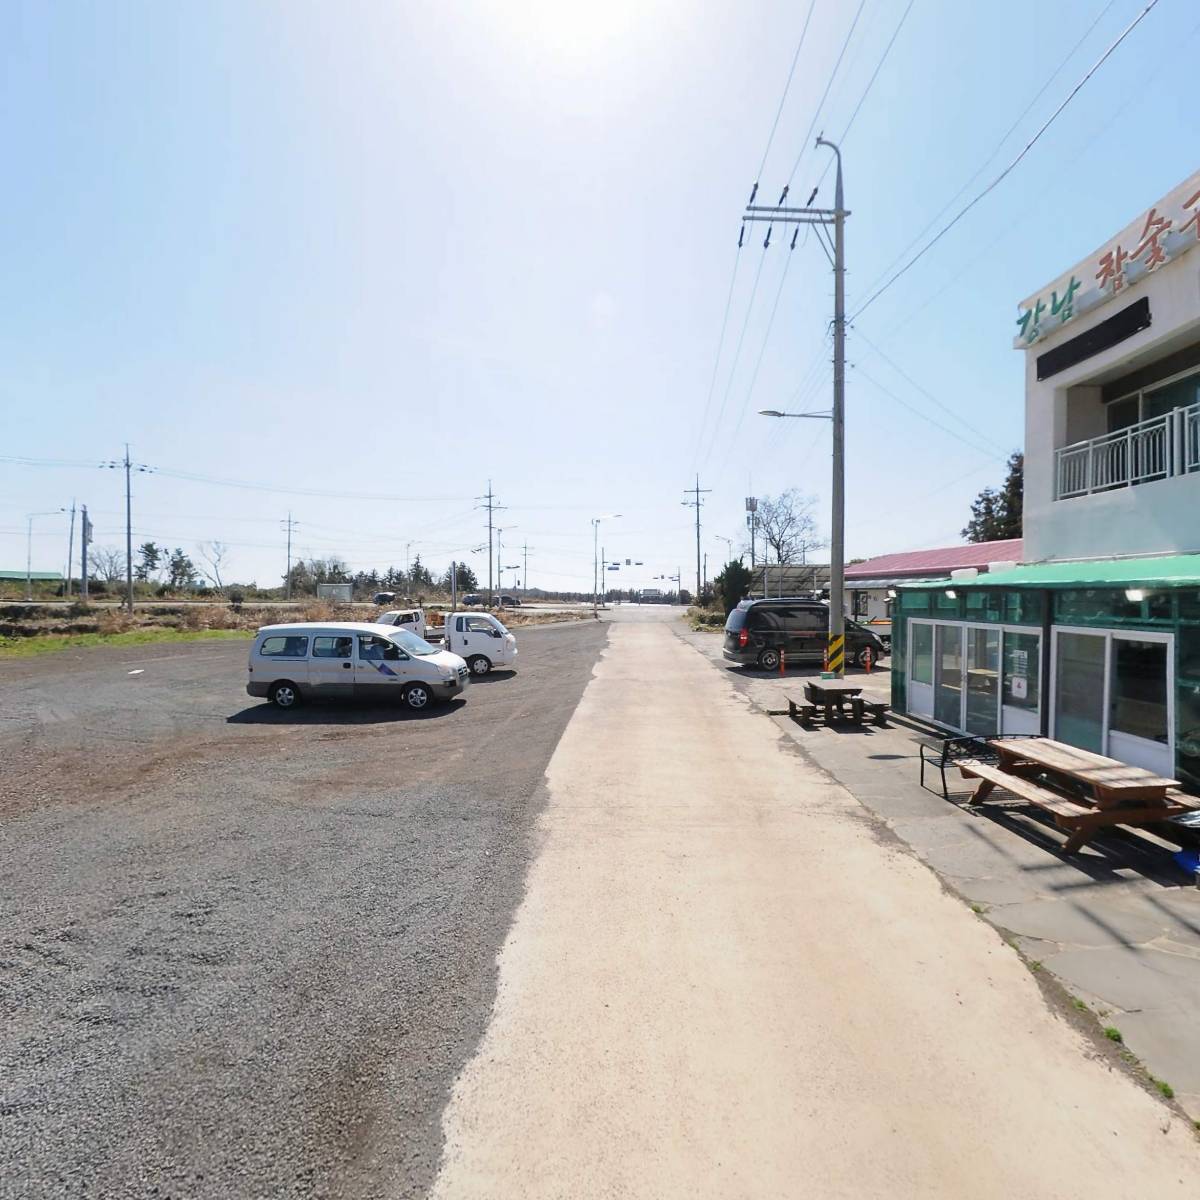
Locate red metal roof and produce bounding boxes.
[845,539,1023,580]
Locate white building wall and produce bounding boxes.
[1023,247,1200,562]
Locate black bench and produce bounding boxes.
[918,734,1041,800]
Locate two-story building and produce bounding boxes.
[889,168,1200,792]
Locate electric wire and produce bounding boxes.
[754,0,819,183]
[850,0,1162,323]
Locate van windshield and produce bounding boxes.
[391,630,438,657]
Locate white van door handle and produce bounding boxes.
[343,662,352,669]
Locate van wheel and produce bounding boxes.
[270,681,300,709]
[468,655,492,676]
[404,683,432,710]
[758,648,780,672]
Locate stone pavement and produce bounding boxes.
[679,625,1200,1120]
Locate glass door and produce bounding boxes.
[1053,632,1106,753]
[907,621,934,718]
[965,628,1000,734]
[934,625,964,729]
[1108,636,1172,775]
[1000,630,1040,735]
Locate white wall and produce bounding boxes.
[1023,250,1200,562]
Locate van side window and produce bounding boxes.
[793,608,826,631]
[260,635,308,657]
[465,617,495,633]
[358,634,403,661]
[312,635,354,658]
[456,617,466,632]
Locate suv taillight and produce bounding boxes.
[738,628,748,648]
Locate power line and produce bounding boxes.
[834,0,915,144]
[854,365,1008,461]
[754,0,819,182]
[852,0,1118,309]
[691,243,744,467]
[850,0,1162,323]
[851,327,1011,455]
[784,0,868,187]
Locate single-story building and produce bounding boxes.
[846,539,1022,622]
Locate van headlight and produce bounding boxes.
[439,666,455,680]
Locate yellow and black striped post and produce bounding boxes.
[826,633,846,676]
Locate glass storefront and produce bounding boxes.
[1053,632,1106,753]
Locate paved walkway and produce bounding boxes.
[681,627,1200,1121]
[430,617,1198,1198]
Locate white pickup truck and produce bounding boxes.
[375,608,427,639]
[430,611,517,675]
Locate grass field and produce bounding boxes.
[0,629,253,659]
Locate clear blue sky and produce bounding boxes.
[3,0,1197,592]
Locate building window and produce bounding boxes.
[1002,631,1040,713]
[1109,639,1169,746]
[911,623,933,684]
[1054,632,1107,753]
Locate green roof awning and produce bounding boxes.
[898,554,1200,590]
[0,570,62,581]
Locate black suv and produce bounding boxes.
[722,597,887,671]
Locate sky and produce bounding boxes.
[3,0,1198,595]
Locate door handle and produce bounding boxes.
[343,662,352,669]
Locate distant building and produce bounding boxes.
[845,539,1022,622]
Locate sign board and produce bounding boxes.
[1014,167,1200,349]
[745,497,758,513]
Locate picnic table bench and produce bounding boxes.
[957,737,1200,854]
[785,680,890,728]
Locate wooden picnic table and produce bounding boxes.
[805,678,863,724]
[989,738,1178,806]
[957,736,1194,855]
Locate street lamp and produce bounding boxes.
[591,514,621,616]
[26,509,66,600]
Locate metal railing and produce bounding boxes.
[1055,401,1200,499]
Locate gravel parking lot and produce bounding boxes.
[0,621,608,1199]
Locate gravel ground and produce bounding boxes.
[0,621,608,1199]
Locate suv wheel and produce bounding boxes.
[758,648,781,672]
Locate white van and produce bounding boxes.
[376,608,426,638]
[247,622,469,711]
[442,611,518,675]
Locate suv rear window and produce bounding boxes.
[724,608,747,632]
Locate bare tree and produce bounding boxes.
[756,490,824,564]
[90,546,126,584]
[197,541,231,591]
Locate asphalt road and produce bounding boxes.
[0,620,608,1199]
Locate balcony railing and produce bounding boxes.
[1055,401,1200,499]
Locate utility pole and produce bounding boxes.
[477,482,503,608]
[81,504,93,600]
[102,445,152,613]
[282,512,299,600]
[64,501,76,597]
[682,475,711,601]
[744,137,848,674]
[522,542,530,597]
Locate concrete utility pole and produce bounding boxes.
[282,513,299,600]
[81,505,92,600]
[102,445,152,613]
[64,501,76,597]
[478,482,503,608]
[591,514,620,616]
[522,542,530,597]
[745,137,848,674]
[682,476,711,601]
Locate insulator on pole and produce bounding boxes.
[806,186,818,206]
[790,227,799,250]
[738,222,745,248]
[763,225,772,249]
[748,182,759,205]
[777,185,789,205]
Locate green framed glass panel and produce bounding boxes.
[965,591,1003,622]
[1002,631,1040,713]
[1178,679,1200,793]
[1109,639,1169,745]
[1179,590,1200,623]
[911,623,933,685]
[1178,625,1200,683]
[934,625,963,728]
[902,591,931,615]
[965,627,1000,734]
[935,591,962,618]
[1054,632,1105,753]
[1003,590,1043,626]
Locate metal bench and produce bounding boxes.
[918,734,1039,800]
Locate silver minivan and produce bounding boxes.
[246,621,470,711]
